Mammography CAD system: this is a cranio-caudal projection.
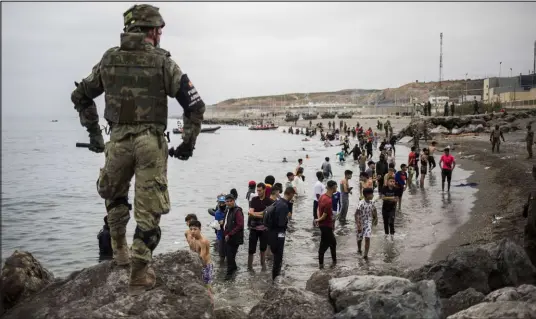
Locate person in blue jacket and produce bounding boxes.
[214,195,227,261]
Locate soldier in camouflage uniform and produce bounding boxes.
[71,4,205,295]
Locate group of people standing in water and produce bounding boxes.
[96,119,458,297]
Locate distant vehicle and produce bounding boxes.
[320,111,337,119]
[302,112,319,120]
[337,112,353,119]
[285,113,300,122]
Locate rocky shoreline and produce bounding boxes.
[397,109,536,138]
[1,238,536,318]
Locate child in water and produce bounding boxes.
[336,150,346,163]
[355,188,377,260]
[187,220,213,301]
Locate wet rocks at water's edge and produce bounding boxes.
[2,238,536,319]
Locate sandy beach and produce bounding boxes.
[430,126,535,261]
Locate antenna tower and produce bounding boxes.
[533,40,535,74]
[439,32,443,87]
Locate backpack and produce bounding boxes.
[263,201,278,228]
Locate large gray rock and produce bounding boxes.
[441,288,485,318]
[248,284,334,319]
[215,306,248,319]
[1,250,213,319]
[470,118,486,126]
[408,246,495,298]
[447,301,536,319]
[482,238,536,291]
[329,275,442,319]
[0,251,54,314]
[483,284,536,302]
[306,264,403,298]
[409,239,536,298]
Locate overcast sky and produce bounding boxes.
[2,2,535,117]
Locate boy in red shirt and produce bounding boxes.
[314,180,338,269]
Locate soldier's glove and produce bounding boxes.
[169,142,194,160]
[87,126,105,153]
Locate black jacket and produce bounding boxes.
[224,206,244,246]
[98,225,113,256]
[376,159,389,178]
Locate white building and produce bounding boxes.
[428,96,450,106]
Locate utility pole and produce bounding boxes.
[439,32,443,87]
[465,73,468,103]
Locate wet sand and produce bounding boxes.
[429,127,535,262]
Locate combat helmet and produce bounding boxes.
[123,4,165,32]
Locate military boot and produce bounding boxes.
[112,235,130,266]
[128,259,156,296]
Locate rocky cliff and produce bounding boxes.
[214,79,484,108]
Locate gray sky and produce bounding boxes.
[2,2,535,117]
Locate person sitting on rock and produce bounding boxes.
[98,216,113,259]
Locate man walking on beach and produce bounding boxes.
[490,124,505,153]
[526,125,534,159]
[473,98,480,115]
[71,4,205,295]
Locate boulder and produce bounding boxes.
[329,275,442,319]
[408,239,536,299]
[1,250,214,319]
[450,128,462,135]
[482,238,536,291]
[474,124,485,133]
[441,288,485,318]
[500,125,510,133]
[215,306,248,319]
[470,118,486,126]
[306,264,403,298]
[483,284,536,302]
[248,284,334,319]
[447,301,536,319]
[0,251,54,313]
[408,245,496,298]
[430,126,449,134]
[504,115,517,123]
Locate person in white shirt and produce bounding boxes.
[313,171,326,225]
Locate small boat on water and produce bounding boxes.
[248,122,279,130]
[172,120,221,134]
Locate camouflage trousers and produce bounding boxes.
[97,129,170,263]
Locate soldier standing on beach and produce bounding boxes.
[71,4,205,295]
[527,124,534,159]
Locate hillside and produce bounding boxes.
[214,79,484,108]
